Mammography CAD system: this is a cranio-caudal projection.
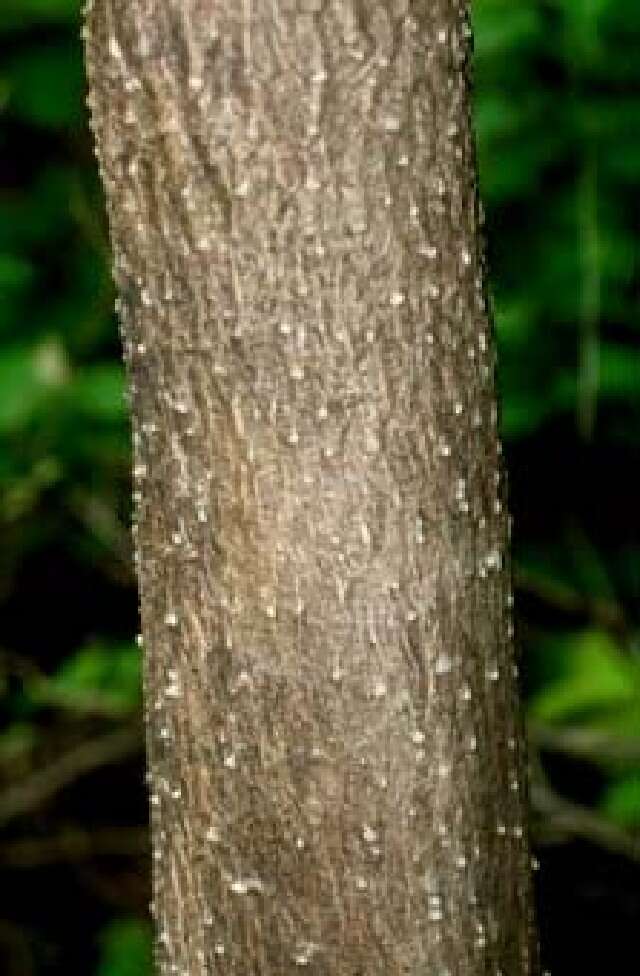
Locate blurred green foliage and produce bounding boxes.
[27,641,142,715]
[96,920,152,976]
[0,0,638,973]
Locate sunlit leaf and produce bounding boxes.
[529,630,640,724]
[0,340,69,433]
[31,642,141,714]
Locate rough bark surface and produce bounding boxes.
[83,1,540,974]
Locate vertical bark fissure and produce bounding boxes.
[84,1,540,974]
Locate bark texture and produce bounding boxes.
[83,1,540,974]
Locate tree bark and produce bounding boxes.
[83,1,540,974]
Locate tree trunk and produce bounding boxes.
[83,1,540,974]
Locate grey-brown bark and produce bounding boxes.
[83,1,540,974]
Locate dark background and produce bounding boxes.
[0,1,639,973]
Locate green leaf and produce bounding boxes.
[0,339,69,433]
[586,703,640,741]
[3,41,84,129]
[598,344,640,400]
[69,364,126,420]
[528,630,640,724]
[96,919,152,976]
[32,642,141,714]
[0,253,34,292]
[472,2,541,63]
[0,0,81,30]
[499,394,549,440]
[553,344,640,413]
[601,774,640,827]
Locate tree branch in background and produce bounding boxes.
[531,780,640,864]
[530,721,640,765]
[0,724,142,828]
[514,566,627,637]
[0,827,148,868]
